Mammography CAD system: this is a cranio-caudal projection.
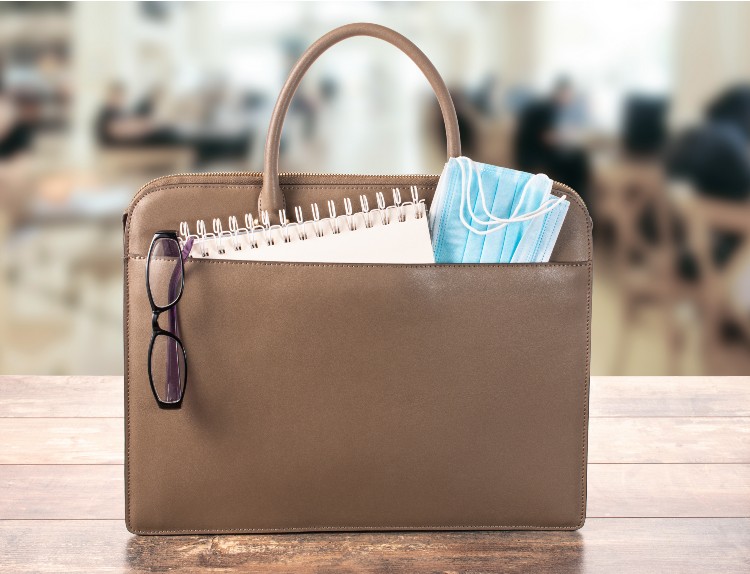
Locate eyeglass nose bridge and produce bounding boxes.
[152,310,174,333]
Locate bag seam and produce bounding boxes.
[125,252,132,532]
[127,255,591,267]
[129,524,583,534]
[578,252,592,529]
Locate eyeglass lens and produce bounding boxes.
[150,333,186,404]
[148,237,183,308]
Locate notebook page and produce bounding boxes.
[191,203,435,264]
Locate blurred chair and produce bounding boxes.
[620,95,669,158]
[672,185,750,374]
[595,158,684,373]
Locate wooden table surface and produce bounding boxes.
[0,375,748,573]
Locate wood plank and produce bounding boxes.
[0,466,123,520]
[0,376,123,418]
[0,519,747,573]
[4,416,746,466]
[590,376,750,417]
[0,419,123,464]
[3,464,748,520]
[587,464,750,518]
[589,417,750,463]
[2,376,748,419]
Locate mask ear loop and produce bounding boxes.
[457,156,567,236]
[460,156,565,226]
[462,156,498,222]
[459,155,509,230]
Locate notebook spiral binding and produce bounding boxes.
[180,186,426,257]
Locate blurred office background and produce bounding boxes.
[0,1,749,375]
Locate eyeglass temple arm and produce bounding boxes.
[165,238,194,402]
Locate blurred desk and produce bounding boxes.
[27,187,131,224]
[98,146,194,181]
[0,376,748,572]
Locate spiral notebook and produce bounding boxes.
[179,187,435,264]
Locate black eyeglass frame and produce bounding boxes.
[146,230,188,409]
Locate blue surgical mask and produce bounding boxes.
[510,196,570,263]
[429,157,569,263]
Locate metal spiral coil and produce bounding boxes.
[179,187,427,256]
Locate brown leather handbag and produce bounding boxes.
[123,23,592,535]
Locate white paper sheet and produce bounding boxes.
[189,203,435,264]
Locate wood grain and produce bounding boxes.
[1,376,748,572]
[1,410,746,466]
[2,416,746,466]
[0,519,748,574]
[3,463,749,520]
[0,418,123,464]
[0,465,123,519]
[588,464,750,517]
[590,376,750,417]
[588,417,750,463]
[0,376,123,418]
[3,376,748,419]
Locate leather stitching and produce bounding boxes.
[128,256,590,268]
[130,525,583,534]
[125,249,132,532]
[578,259,592,529]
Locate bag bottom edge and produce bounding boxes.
[126,520,587,536]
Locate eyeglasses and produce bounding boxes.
[146,231,193,408]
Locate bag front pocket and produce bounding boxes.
[125,258,592,534]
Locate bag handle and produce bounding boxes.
[260,22,462,218]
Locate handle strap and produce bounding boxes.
[260,23,462,218]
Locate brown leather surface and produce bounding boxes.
[260,23,461,218]
[123,176,592,535]
[123,24,592,535]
